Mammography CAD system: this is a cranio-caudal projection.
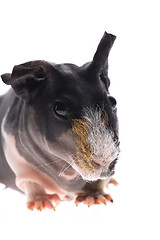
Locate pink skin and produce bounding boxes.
[27,193,61,211]
[2,126,118,211]
[1,129,76,210]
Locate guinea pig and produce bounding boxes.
[0,31,120,210]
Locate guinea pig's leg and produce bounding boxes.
[75,178,118,207]
[22,182,61,211]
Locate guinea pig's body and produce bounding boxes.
[0,32,120,210]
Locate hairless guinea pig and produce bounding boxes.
[0,32,120,210]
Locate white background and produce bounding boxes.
[0,0,160,239]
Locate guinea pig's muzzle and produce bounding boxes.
[71,107,120,181]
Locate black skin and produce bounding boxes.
[32,63,118,142]
[0,32,119,198]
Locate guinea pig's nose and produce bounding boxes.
[91,160,101,169]
[108,159,117,171]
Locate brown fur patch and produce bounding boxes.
[72,119,95,173]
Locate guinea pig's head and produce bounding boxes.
[1,32,120,181]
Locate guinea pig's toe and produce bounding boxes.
[75,195,86,206]
[27,201,35,211]
[27,194,61,211]
[85,196,95,207]
[94,194,108,205]
[104,194,113,203]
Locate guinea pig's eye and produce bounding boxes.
[54,101,67,117]
[108,95,117,112]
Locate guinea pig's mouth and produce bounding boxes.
[91,157,117,176]
[73,158,117,181]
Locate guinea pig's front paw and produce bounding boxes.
[75,193,113,207]
[75,178,118,207]
[27,193,61,211]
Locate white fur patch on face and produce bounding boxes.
[83,107,119,166]
[72,107,119,181]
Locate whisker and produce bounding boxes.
[35,159,63,169]
[38,136,78,178]
[59,164,71,177]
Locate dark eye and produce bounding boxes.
[108,95,117,112]
[54,101,67,117]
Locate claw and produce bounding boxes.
[75,196,85,206]
[105,194,113,203]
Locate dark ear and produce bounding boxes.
[88,31,116,90]
[1,60,49,101]
[91,31,116,72]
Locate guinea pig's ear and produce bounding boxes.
[1,61,49,101]
[89,32,116,90]
[92,31,116,72]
